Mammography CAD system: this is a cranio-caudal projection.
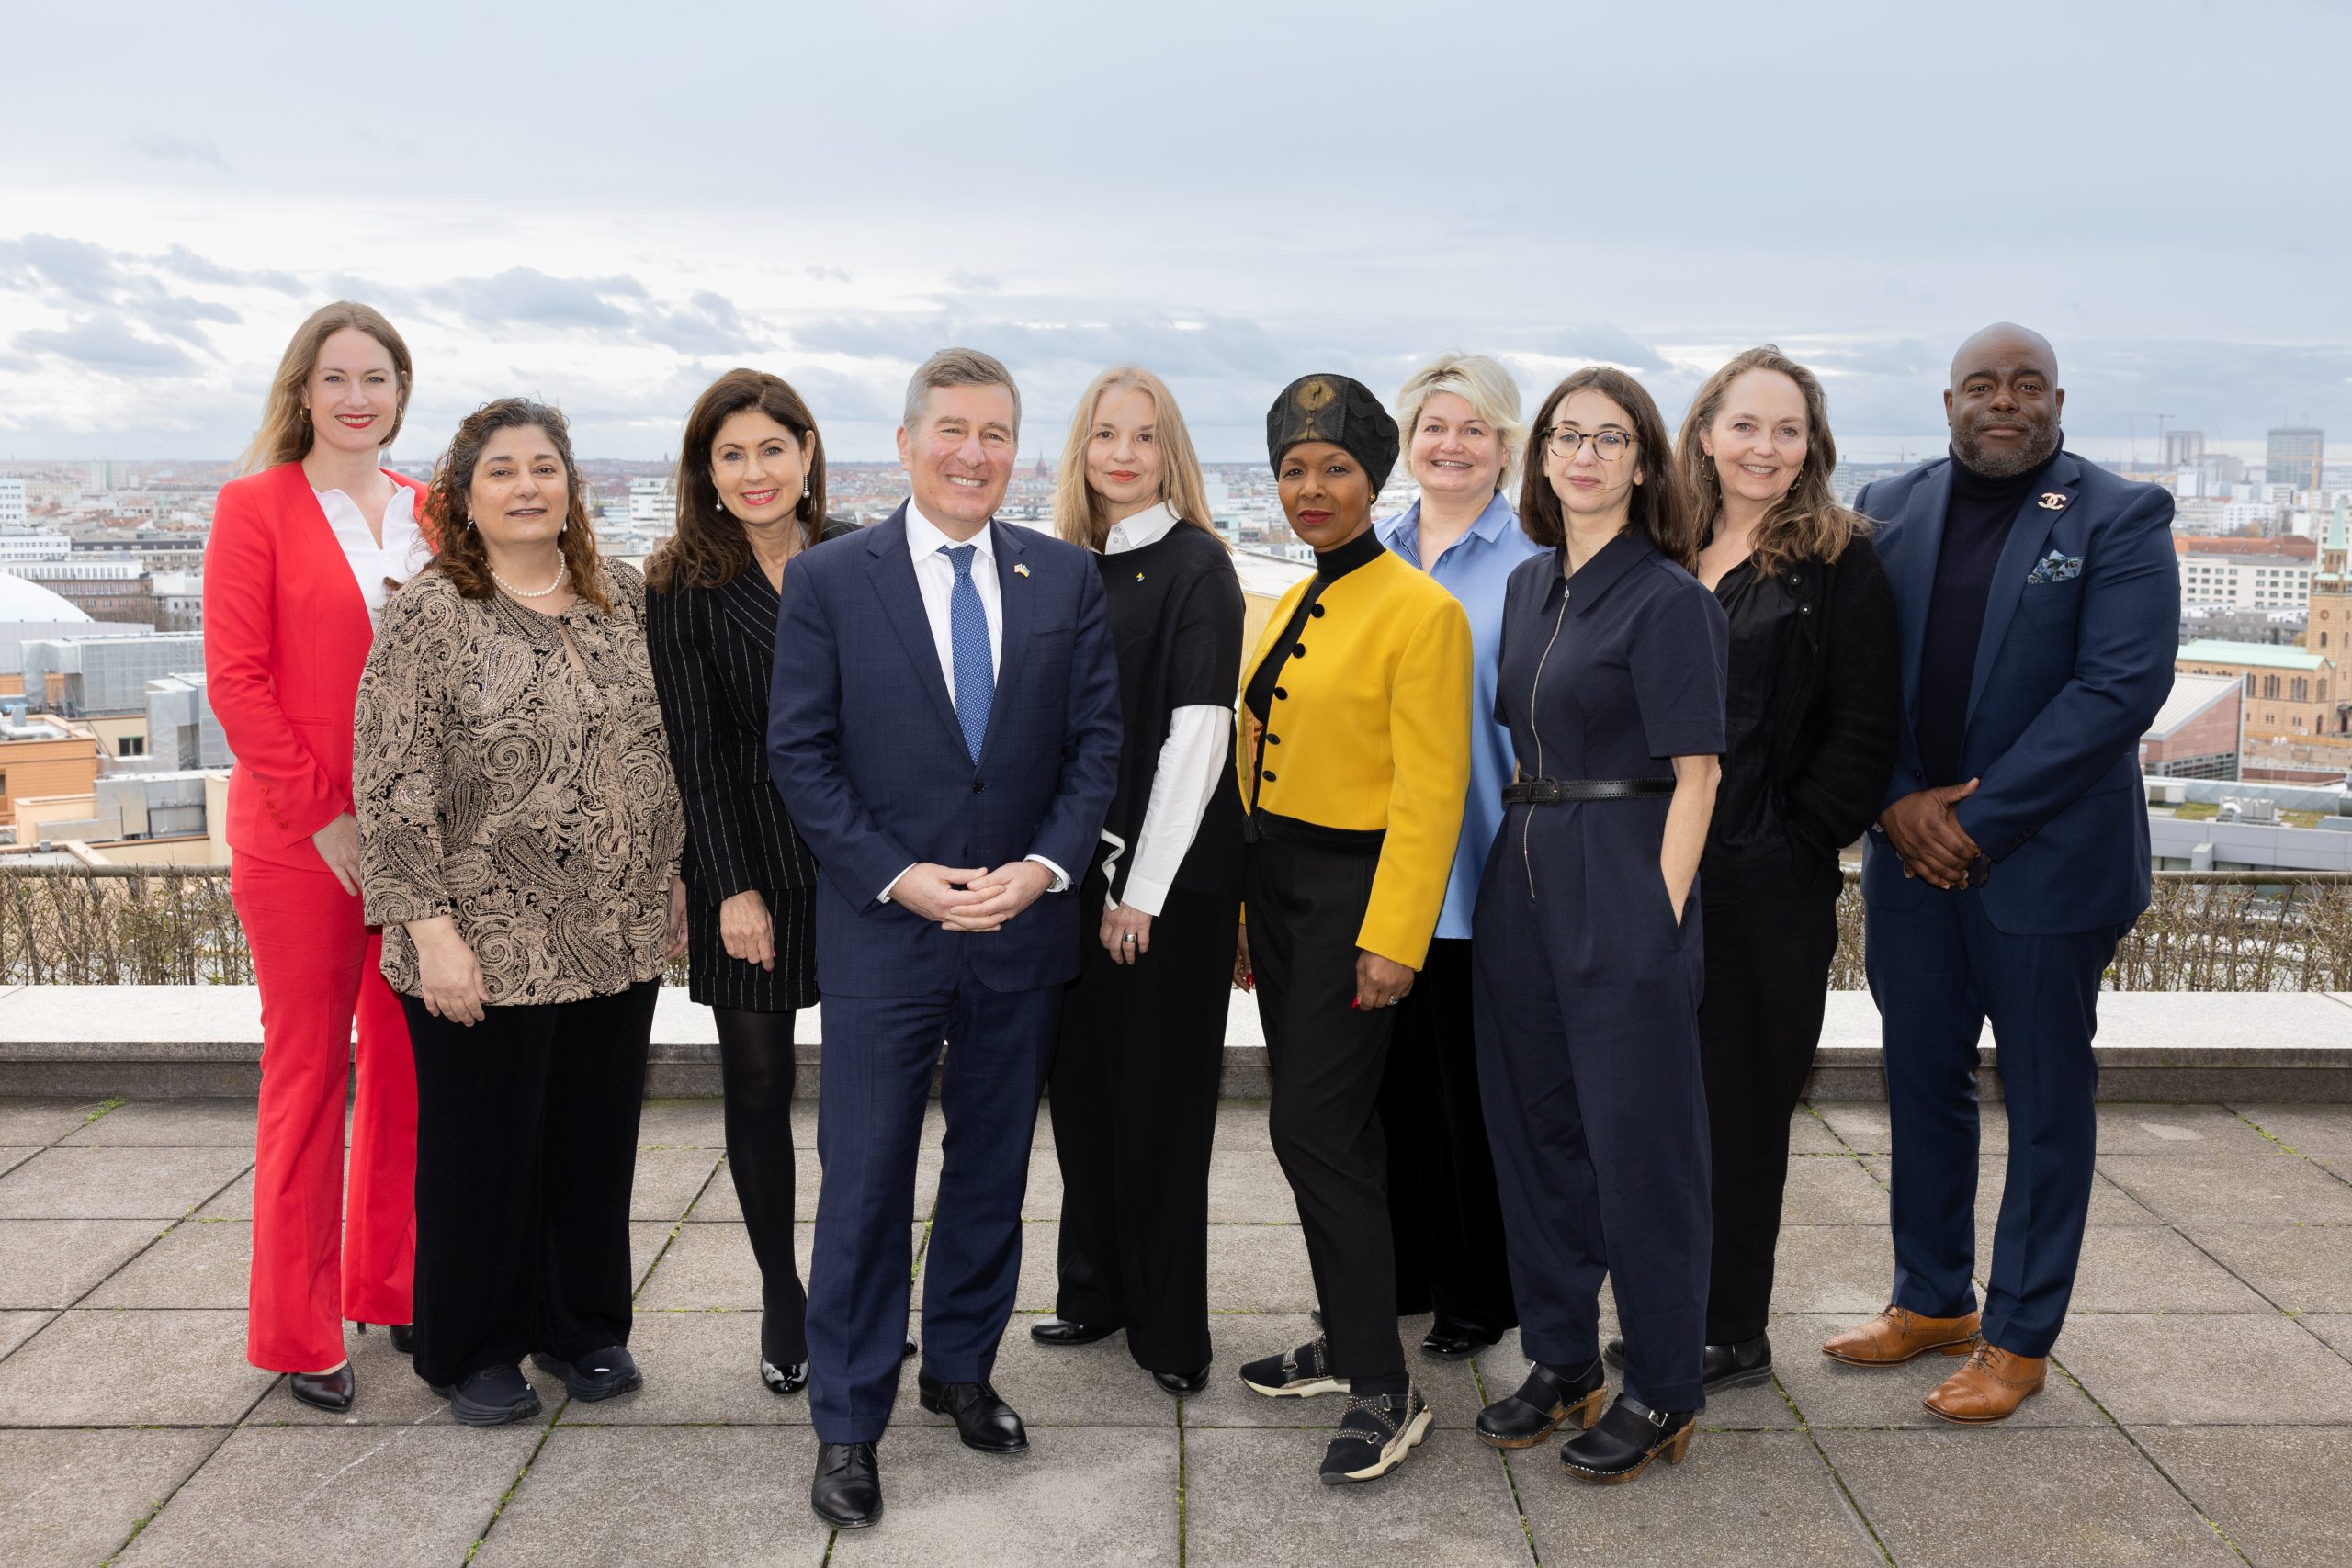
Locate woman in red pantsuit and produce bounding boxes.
[205,302,433,1411]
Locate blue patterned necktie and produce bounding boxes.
[943,543,992,762]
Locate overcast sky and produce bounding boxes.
[3,0,2346,468]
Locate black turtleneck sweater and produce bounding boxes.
[1243,527,1385,722]
[1915,444,2061,786]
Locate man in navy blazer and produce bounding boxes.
[1822,324,2177,1424]
[769,348,1120,1528]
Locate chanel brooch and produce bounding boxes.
[1012,562,1031,578]
[2026,550,2083,586]
[2037,491,2069,511]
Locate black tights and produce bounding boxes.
[716,1007,805,1364]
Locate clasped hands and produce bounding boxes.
[1880,779,1987,891]
[889,861,1055,931]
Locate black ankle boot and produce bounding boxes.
[1560,1393,1696,1483]
[1475,1359,1604,1450]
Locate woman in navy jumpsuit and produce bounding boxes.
[1471,367,1728,1485]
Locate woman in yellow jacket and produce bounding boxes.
[1233,373,1472,1486]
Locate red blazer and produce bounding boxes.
[204,461,429,871]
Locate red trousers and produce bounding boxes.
[232,852,417,1372]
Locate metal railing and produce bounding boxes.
[3,863,2348,992]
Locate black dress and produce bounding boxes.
[1046,518,1245,1375]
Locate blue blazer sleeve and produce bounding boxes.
[766,551,918,911]
[1024,558,1122,881]
[1954,484,2178,859]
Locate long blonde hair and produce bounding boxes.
[237,302,413,475]
[1675,345,1866,576]
[1051,367,1222,550]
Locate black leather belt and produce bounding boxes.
[1502,777,1676,805]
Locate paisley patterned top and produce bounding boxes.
[354,561,686,1005]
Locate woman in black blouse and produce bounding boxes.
[1030,367,1246,1399]
[1607,346,1898,1393]
[645,369,854,1398]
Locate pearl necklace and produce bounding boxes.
[487,558,569,599]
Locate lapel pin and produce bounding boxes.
[1135,570,1146,581]
[1012,562,1030,578]
[2038,491,2069,511]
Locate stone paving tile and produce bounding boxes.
[827,1425,1175,1568]
[642,1222,924,1311]
[244,1327,565,1427]
[1778,1155,1892,1225]
[1815,1426,2242,1568]
[1183,1425,1526,1568]
[1767,1225,1898,1315]
[2058,1312,2352,1425]
[1206,1146,1303,1224]
[0,1308,274,1426]
[59,1098,259,1147]
[85,1218,251,1309]
[1767,1314,2108,1429]
[0,1217,167,1308]
[474,1426,830,1567]
[1516,1429,1882,1567]
[1860,1156,2160,1227]
[693,1148,947,1224]
[2095,1105,2279,1156]
[631,1218,685,1291]
[2178,1223,2352,1312]
[194,1169,253,1219]
[0,1428,223,1568]
[2064,1224,2278,1314]
[0,1145,250,1220]
[0,1145,37,1178]
[2134,1426,2352,1568]
[2233,1103,2352,1175]
[635,1097,729,1148]
[0,1308,55,1359]
[1216,1100,1273,1149]
[560,1309,803,1427]
[2098,1149,2352,1226]
[119,1425,540,1568]
[923,1319,1189,1428]
[1204,1224,1318,1313]
[0,1098,112,1146]
[628,1146,723,1222]
[1182,1313,1482,1430]
[1788,1109,1847,1155]
[2303,1314,2352,1357]
[1815,1102,2010,1155]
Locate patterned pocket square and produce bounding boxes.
[2026,550,2082,586]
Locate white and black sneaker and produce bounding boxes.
[1318,1385,1433,1484]
[1239,1335,1350,1398]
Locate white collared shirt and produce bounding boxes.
[317,483,431,630]
[1103,499,1182,555]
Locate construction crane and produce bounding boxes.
[2123,412,2175,477]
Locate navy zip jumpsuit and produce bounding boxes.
[1472,530,1729,1414]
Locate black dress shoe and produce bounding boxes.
[1560,1393,1697,1483]
[811,1441,883,1529]
[1030,1317,1119,1347]
[432,1364,543,1426]
[1476,1358,1603,1449]
[1420,1318,1500,1360]
[289,1363,355,1413]
[904,1337,919,1360]
[389,1323,415,1356]
[1603,1332,1773,1393]
[1152,1364,1211,1397]
[763,1358,809,1394]
[917,1371,1029,1454]
[762,1311,808,1395]
[531,1346,642,1402]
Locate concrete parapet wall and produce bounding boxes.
[0,985,2347,1101]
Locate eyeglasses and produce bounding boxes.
[1545,427,1635,460]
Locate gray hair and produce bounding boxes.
[903,347,1022,435]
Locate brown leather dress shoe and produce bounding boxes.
[1821,1305,1982,1367]
[1924,1344,2046,1424]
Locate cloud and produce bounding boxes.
[1533,326,1668,375]
[803,266,852,284]
[14,318,202,375]
[424,267,649,330]
[123,130,229,171]
[0,233,242,354]
[638,290,772,355]
[788,309,1289,381]
[155,244,302,296]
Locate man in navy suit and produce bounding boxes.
[769,348,1121,1527]
[1822,324,2177,1423]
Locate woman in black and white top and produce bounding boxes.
[644,368,854,1398]
[1030,366,1246,1399]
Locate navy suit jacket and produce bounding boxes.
[1856,451,2177,935]
[766,504,1122,998]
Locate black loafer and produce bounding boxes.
[1476,1358,1604,1449]
[763,1358,809,1394]
[1420,1319,1500,1360]
[1604,1332,1774,1393]
[1152,1364,1211,1397]
[432,1364,543,1426]
[761,1311,808,1395]
[1030,1317,1119,1348]
[811,1440,882,1529]
[389,1323,415,1356]
[531,1346,642,1402]
[1560,1393,1697,1483]
[289,1363,355,1413]
[917,1370,1029,1454]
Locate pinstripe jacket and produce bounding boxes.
[644,518,857,908]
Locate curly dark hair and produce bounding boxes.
[644,369,828,592]
[421,398,611,614]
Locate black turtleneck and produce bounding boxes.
[1915,443,2061,787]
[1244,526,1385,722]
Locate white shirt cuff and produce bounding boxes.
[1024,854,1069,894]
[878,863,919,904]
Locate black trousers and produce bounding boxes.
[1697,878,1840,1343]
[716,1007,806,1365]
[1047,883,1235,1373]
[1247,833,1407,1388]
[1378,936,1516,1336]
[404,980,659,1389]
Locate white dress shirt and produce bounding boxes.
[879,498,1067,903]
[1096,502,1233,918]
[317,483,430,630]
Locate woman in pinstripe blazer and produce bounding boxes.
[645,368,855,1398]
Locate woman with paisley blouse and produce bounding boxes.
[355,398,687,1427]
